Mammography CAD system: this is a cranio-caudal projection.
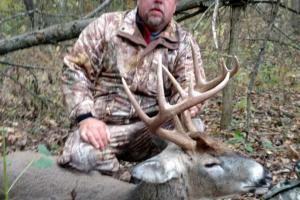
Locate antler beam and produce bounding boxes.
[122,47,239,151]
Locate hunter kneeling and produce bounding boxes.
[58,0,206,173]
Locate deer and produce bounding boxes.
[0,48,272,200]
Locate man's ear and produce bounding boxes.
[172,1,177,14]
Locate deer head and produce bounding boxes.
[122,48,272,199]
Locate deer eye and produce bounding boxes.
[204,162,220,168]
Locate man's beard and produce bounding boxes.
[145,15,165,28]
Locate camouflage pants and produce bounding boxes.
[263,180,300,200]
[57,119,204,173]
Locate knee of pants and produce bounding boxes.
[68,143,118,172]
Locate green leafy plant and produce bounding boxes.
[235,97,256,112]
[1,127,35,200]
[1,128,52,200]
[226,131,254,153]
[1,127,9,200]
[262,139,273,149]
[32,144,53,169]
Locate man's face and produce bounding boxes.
[137,0,176,32]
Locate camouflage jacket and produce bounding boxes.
[62,8,205,124]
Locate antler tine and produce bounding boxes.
[191,45,239,93]
[122,55,197,151]
[160,62,186,97]
[122,77,196,151]
[122,78,153,125]
[161,66,198,134]
[156,54,170,111]
[162,66,230,135]
[122,50,236,151]
[171,72,230,114]
[161,57,231,127]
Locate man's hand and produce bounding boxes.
[79,118,110,150]
[189,103,204,117]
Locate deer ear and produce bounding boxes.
[131,159,181,184]
[131,148,185,184]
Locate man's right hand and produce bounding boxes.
[79,118,111,150]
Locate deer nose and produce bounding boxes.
[258,168,272,188]
[265,169,272,185]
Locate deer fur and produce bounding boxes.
[0,136,272,200]
[0,52,272,199]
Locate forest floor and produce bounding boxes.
[0,87,299,200]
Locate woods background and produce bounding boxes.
[0,0,299,199]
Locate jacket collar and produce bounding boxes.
[117,8,179,55]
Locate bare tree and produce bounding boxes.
[246,0,280,133]
[291,0,300,34]
[220,5,242,130]
[22,0,35,29]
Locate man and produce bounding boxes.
[58,0,205,173]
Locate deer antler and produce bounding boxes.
[122,47,239,151]
[191,47,239,93]
[164,47,239,134]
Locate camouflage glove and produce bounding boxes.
[263,160,300,200]
[295,160,300,179]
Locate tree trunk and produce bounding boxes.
[246,0,280,133]
[0,18,94,55]
[220,6,242,130]
[22,0,35,29]
[291,0,300,34]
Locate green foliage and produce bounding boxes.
[259,62,280,86]
[227,131,275,153]
[0,0,22,12]
[0,0,26,38]
[235,97,255,112]
[235,97,247,111]
[262,139,273,149]
[1,127,9,200]
[32,144,53,169]
[1,139,52,199]
[32,156,53,169]
[37,144,51,156]
[226,131,244,144]
[244,143,254,153]
[226,131,254,153]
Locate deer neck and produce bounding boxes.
[130,176,190,200]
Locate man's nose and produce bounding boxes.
[154,0,163,4]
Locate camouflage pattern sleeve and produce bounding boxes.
[170,34,206,104]
[61,15,107,122]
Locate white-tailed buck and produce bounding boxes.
[0,49,272,200]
